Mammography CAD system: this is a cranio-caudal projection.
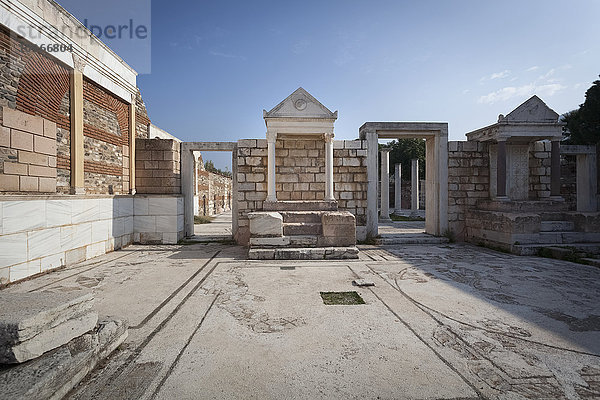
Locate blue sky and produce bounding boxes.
[60,0,599,170]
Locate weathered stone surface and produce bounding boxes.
[0,318,127,399]
[248,212,283,237]
[0,291,97,364]
[249,236,291,247]
[263,200,338,212]
[248,246,359,260]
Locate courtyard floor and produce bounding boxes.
[3,240,600,399]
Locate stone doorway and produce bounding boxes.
[181,142,238,239]
[359,123,449,238]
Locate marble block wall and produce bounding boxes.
[0,194,184,285]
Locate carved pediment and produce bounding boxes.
[263,87,338,119]
[502,95,559,123]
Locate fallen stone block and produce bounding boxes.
[248,212,283,237]
[0,318,127,400]
[0,291,97,364]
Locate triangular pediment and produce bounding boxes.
[264,88,338,119]
[502,95,559,123]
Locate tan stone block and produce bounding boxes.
[48,156,57,168]
[10,129,33,151]
[29,165,57,178]
[151,150,163,160]
[122,181,130,193]
[137,150,152,160]
[19,175,38,191]
[3,108,44,134]
[3,162,27,175]
[0,126,9,147]
[298,173,315,183]
[0,173,19,191]
[301,191,316,200]
[290,191,302,200]
[39,177,56,192]
[246,173,264,183]
[34,135,56,155]
[43,119,57,139]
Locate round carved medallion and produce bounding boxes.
[294,98,307,111]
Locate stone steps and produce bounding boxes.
[512,243,600,256]
[377,234,450,245]
[477,199,569,212]
[263,200,338,212]
[280,211,322,224]
[248,246,359,260]
[283,222,323,236]
[540,221,575,232]
[517,232,600,245]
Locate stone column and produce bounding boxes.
[266,131,277,202]
[496,139,508,199]
[365,130,379,238]
[550,139,562,199]
[411,159,419,210]
[69,69,84,194]
[324,133,335,201]
[380,149,391,221]
[577,152,597,212]
[394,163,401,212]
[128,96,136,194]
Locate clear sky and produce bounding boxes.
[59,0,599,170]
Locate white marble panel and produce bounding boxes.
[123,216,134,235]
[98,198,115,220]
[0,232,27,268]
[134,197,149,216]
[86,241,106,259]
[9,260,40,282]
[156,216,178,232]
[72,198,100,224]
[41,252,65,272]
[162,232,178,244]
[177,215,185,232]
[92,220,109,243]
[117,198,134,218]
[0,202,3,235]
[134,216,156,233]
[74,222,93,249]
[28,227,61,260]
[0,266,8,285]
[177,197,184,215]
[60,225,76,252]
[46,200,72,228]
[112,217,124,237]
[148,197,178,216]
[3,200,46,234]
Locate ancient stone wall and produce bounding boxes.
[235,138,367,244]
[135,139,181,194]
[0,108,58,193]
[197,168,232,216]
[447,141,490,240]
[560,155,577,210]
[528,141,552,200]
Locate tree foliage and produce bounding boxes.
[563,76,600,145]
[381,139,426,180]
[204,160,232,177]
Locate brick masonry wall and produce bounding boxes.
[447,141,490,240]
[135,88,150,139]
[236,138,367,243]
[136,139,181,194]
[0,107,58,193]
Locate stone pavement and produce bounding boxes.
[2,240,599,399]
[190,211,233,242]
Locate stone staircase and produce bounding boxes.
[248,201,359,260]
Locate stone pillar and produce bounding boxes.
[496,139,507,199]
[365,131,378,238]
[324,133,335,201]
[266,131,277,202]
[577,152,598,212]
[181,145,194,237]
[550,139,562,199]
[411,159,419,210]
[69,69,84,194]
[129,97,136,194]
[394,163,401,212]
[380,149,391,221]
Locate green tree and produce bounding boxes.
[381,139,426,180]
[204,160,232,177]
[563,76,600,145]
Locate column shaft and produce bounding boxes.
[69,70,84,194]
[129,99,136,194]
[266,133,277,202]
[497,140,507,198]
[324,134,335,201]
[411,159,419,210]
[380,150,391,220]
[550,140,561,198]
[394,163,401,211]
